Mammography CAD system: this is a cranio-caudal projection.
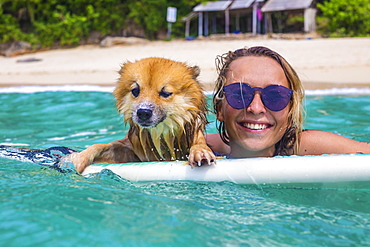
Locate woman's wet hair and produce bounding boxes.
[213,46,305,155]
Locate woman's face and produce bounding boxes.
[217,56,291,158]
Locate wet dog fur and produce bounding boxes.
[70,57,215,173]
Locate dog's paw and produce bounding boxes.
[62,152,93,174]
[188,144,216,168]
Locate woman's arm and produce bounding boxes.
[299,130,370,156]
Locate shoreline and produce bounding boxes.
[0,81,369,92]
[0,37,369,91]
[1,84,370,97]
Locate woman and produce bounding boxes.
[206,46,370,158]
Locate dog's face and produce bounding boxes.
[114,57,205,130]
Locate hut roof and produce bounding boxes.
[230,0,264,10]
[261,0,314,12]
[193,0,265,12]
[193,1,232,12]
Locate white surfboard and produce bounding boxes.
[82,154,370,187]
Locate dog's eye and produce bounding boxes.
[159,90,172,98]
[131,87,140,97]
[159,91,172,98]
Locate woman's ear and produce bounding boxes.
[215,100,224,122]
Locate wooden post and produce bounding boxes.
[185,20,190,38]
[204,12,209,37]
[198,12,203,37]
[252,1,257,36]
[304,8,317,32]
[225,9,230,35]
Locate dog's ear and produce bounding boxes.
[190,65,200,79]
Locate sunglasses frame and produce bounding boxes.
[223,83,293,111]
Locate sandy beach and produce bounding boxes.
[0,37,369,90]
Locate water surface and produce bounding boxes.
[1,87,369,246]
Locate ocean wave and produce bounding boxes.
[0,85,115,93]
[207,88,370,96]
[1,85,370,96]
[305,88,370,96]
[48,131,98,141]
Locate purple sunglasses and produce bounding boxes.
[223,83,293,111]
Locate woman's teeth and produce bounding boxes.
[243,123,268,130]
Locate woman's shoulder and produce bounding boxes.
[299,130,370,155]
[205,133,230,155]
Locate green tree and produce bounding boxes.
[318,0,370,37]
[124,0,207,39]
[0,0,207,47]
[127,0,167,40]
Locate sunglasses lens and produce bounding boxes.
[223,83,254,109]
[223,83,292,111]
[262,85,293,111]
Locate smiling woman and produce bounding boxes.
[207,46,370,159]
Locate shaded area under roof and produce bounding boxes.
[262,0,314,12]
[183,0,317,37]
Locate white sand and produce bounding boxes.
[0,37,369,90]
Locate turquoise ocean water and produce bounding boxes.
[1,86,370,246]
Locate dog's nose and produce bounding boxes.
[137,108,153,121]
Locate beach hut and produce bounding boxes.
[261,0,316,33]
[182,0,264,38]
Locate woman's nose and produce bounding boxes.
[246,93,266,114]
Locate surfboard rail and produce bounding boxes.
[82,154,370,186]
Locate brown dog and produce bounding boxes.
[69,57,215,173]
